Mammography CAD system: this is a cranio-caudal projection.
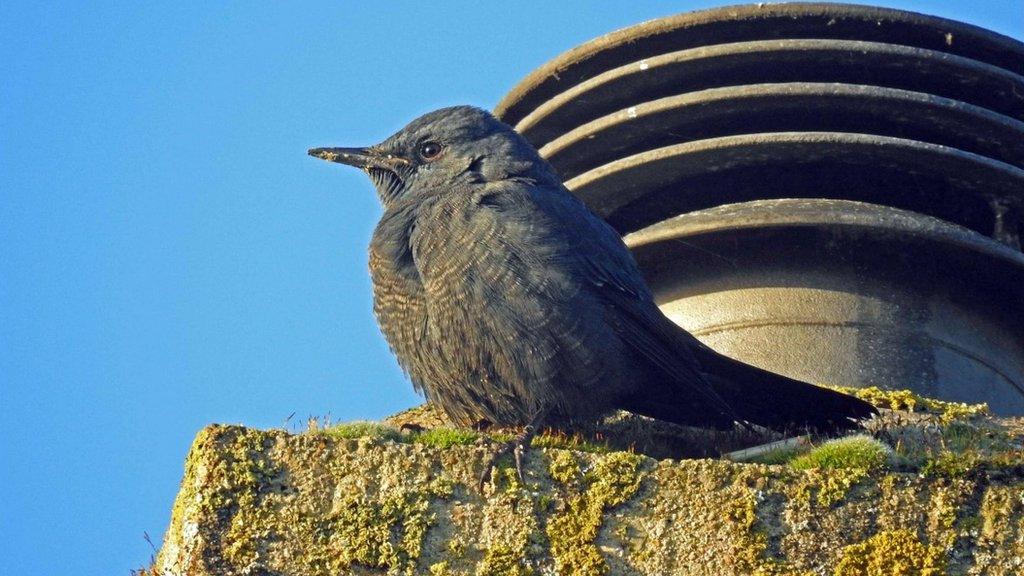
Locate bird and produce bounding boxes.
[309,105,876,481]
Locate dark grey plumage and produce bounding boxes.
[310,106,876,435]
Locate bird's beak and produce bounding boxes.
[308,147,376,169]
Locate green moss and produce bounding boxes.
[321,421,407,442]
[863,406,1022,478]
[791,435,890,472]
[788,436,886,508]
[749,446,808,466]
[546,451,644,576]
[920,451,979,479]
[930,423,1023,475]
[531,431,610,454]
[536,493,555,513]
[940,421,989,452]
[412,427,479,448]
[833,529,946,576]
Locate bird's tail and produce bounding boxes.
[694,344,878,433]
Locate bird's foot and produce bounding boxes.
[472,419,494,432]
[398,422,426,434]
[478,425,537,492]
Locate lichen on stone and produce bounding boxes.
[833,386,988,422]
[833,529,946,576]
[972,483,1024,572]
[155,404,1024,576]
[428,560,451,575]
[473,473,542,576]
[477,544,531,576]
[546,451,644,575]
[793,466,870,509]
[330,474,453,573]
[547,449,580,485]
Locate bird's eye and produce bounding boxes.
[418,141,443,161]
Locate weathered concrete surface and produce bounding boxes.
[153,404,1023,576]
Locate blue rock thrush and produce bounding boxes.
[309,106,876,483]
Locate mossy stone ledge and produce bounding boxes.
[155,408,1024,576]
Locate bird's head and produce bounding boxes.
[309,106,559,206]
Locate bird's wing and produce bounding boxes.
[478,181,738,424]
[575,208,739,424]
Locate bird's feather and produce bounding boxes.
[341,105,877,432]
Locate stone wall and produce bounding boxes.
[153,406,1023,575]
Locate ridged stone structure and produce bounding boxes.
[494,3,1024,414]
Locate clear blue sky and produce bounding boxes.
[1,2,1019,574]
